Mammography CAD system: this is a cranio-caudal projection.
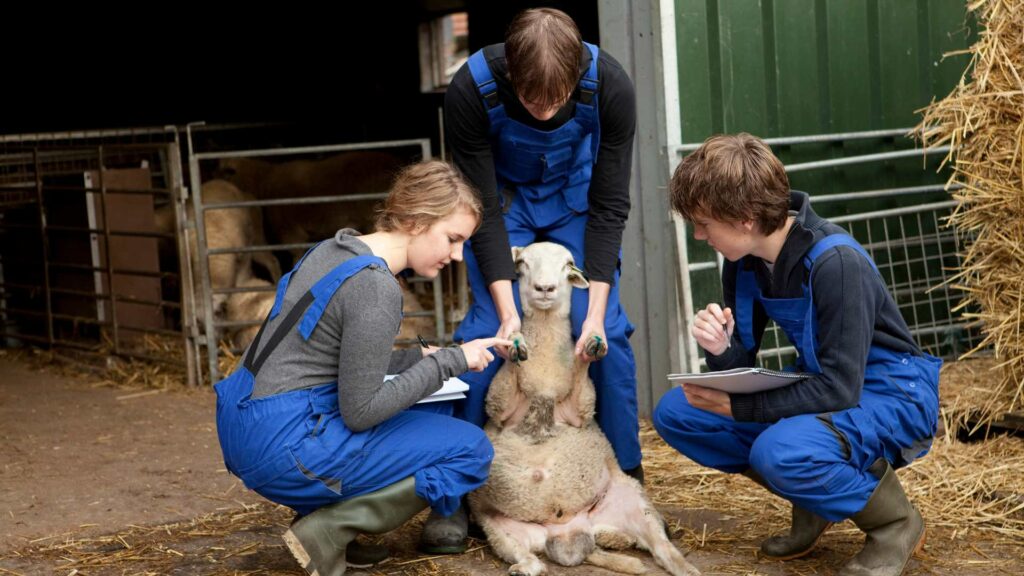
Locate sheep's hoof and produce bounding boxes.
[509,558,545,576]
[584,334,607,359]
[510,334,529,363]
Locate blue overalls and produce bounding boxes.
[653,234,941,521]
[452,42,641,471]
[215,250,493,517]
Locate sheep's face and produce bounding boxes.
[513,242,589,314]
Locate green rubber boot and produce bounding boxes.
[743,469,832,560]
[840,460,925,576]
[283,476,427,576]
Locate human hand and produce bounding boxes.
[574,316,608,363]
[681,383,733,418]
[493,314,522,361]
[460,337,515,372]
[692,304,734,356]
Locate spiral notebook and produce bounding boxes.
[667,367,810,394]
[384,375,470,404]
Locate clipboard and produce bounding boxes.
[667,367,811,394]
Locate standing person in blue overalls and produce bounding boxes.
[215,160,512,576]
[653,134,941,576]
[440,7,640,552]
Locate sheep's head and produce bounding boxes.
[512,242,589,315]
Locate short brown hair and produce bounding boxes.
[670,133,790,233]
[375,160,482,233]
[505,8,582,109]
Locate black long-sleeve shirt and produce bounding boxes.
[444,43,636,286]
[707,192,922,423]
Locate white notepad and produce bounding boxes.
[667,367,810,394]
[384,375,471,404]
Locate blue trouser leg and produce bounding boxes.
[652,386,767,472]
[653,350,940,522]
[453,198,641,470]
[220,376,494,518]
[339,409,493,516]
[260,408,493,517]
[654,387,878,521]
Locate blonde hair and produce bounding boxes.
[375,160,482,233]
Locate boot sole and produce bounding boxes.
[912,527,927,559]
[417,543,469,555]
[283,528,320,576]
[762,522,834,561]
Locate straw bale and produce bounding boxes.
[917,0,1024,426]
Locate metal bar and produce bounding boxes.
[673,215,700,372]
[184,125,206,387]
[32,149,55,346]
[687,261,719,272]
[37,184,174,196]
[677,128,914,153]
[208,242,314,256]
[116,324,185,337]
[786,146,949,173]
[201,192,388,211]
[810,183,959,204]
[915,211,940,349]
[164,139,197,386]
[95,147,120,354]
[44,262,177,279]
[2,284,178,309]
[830,201,957,224]
[1,307,48,318]
[192,138,431,161]
[39,225,176,239]
[896,218,923,333]
[213,284,276,295]
[0,125,177,143]
[190,141,220,384]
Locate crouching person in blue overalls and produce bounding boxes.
[442,7,642,551]
[215,161,512,576]
[653,134,941,576]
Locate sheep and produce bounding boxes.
[155,179,281,323]
[225,277,275,350]
[468,242,700,576]
[216,151,403,265]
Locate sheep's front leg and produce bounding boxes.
[486,365,529,429]
[475,509,549,576]
[554,361,595,427]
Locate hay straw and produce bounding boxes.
[917,0,1024,427]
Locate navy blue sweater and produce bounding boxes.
[708,192,922,423]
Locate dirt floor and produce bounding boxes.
[1,351,1022,576]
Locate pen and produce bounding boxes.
[723,323,731,349]
[417,334,430,349]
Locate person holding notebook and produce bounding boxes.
[654,134,941,576]
[214,160,510,576]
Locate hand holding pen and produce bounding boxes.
[691,304,734,356]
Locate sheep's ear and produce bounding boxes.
[511,246,524,264]
[567,263,589,289]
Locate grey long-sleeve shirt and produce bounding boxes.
[249,230,468,432]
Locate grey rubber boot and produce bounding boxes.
[840,460,925,576]
[418,504,469,554]
[283,476,428,576]
[743,469,832,560]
